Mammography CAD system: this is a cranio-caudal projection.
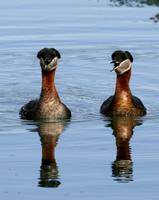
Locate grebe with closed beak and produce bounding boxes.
[100,50,146,117]
[20,48,71,121]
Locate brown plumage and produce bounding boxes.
[100,50,146,117]
[38,121,66,188]
[20,48,71,122]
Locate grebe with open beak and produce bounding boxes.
[100,50,146,117]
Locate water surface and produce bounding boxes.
[0,0,159,199]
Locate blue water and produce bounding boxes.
[0,0,159,199]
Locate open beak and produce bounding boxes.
[110,66,117,72]
[110,59,131,75]
[110,60,115,64]
[110,61,120,72]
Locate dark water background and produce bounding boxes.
[0,0,159,199]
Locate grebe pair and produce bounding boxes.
[20,48,146,121]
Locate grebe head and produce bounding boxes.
[37,48,61,72]
[111,50,133,75]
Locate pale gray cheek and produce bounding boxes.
[115,69,122,75]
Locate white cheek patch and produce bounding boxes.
[50,57,58,67]
[115,59,131,75]
[41,57,59,71]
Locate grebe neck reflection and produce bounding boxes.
[37,121,67,188]
[109,117,142,183]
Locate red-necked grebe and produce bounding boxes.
[20,48,71,121]
[100,50,146,117]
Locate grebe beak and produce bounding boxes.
[110,60,116,64]
[111,59,131,75]
[110,66,116,72]
[41,57,59,71]
[110,61,120,72]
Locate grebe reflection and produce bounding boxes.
[37,121,68,188]
[108,117,142,183]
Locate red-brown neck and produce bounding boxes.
[115,70,131,93]
[40,69,60,101]
[114,69,132,105]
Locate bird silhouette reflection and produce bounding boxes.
[108,117,142,183]
[36,121,68,188]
